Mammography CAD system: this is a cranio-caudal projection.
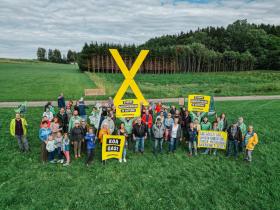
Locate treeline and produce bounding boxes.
[37,48,77,64]
[78,19,279,73]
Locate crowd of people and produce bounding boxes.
[10,93,259,167]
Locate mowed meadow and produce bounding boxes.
[0,59,95,101]
[0,59,280,102]
[0,100,280,210]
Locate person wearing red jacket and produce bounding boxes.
[142,109,153,140]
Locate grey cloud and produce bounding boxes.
[0,0,279,58]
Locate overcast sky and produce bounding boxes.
[0,0,279,59]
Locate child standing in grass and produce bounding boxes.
[70,120,84,159]
[187,122,198,156]
[244,125,259,162]
[39,121,52,163]
[84,127,96,166]
[62,133,70,166]
[46,135,56,163]
[55,131,64,163]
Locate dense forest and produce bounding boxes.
[78,20,280,73]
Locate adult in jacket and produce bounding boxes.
[226,123,242,159]
[152,117,165,155]
[133,118,147,154]
[10,113,29,152]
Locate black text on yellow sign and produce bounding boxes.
[102,135,125,161]
[116,99,140,118]
[188,94,211,112]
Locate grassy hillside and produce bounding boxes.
[0,100,279,209]
[88,71,280,99]
[0,60,95,102]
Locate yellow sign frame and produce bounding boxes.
[102,135,125,161]
[109,49,149,106]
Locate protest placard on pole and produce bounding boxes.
[188,95,211,112]
[115,99,140,118]
[102,135,125,161]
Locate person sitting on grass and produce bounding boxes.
[152,117,165,155]
[226,122,242,160]
[84,127,96,166]
[10,113,29,153]
[55,131,64,164]
[132,118,147,154]
[187,122,198,156]
[118,122,128,163]
[70,120,84,159]
[169,117,182,154]
[39,121,52,163]
[46,135,56,163]
[244,125,259,163]
[62,133,70,166]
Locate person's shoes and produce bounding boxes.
[78,154,81,158]
[213,152,217,156]
[194,152,198,156]
[119,159,122,163]
[75,155,78,159]
[123,158,127,163]
[49,160,56,164]
[202,151,208,155]
[63,162,69,166]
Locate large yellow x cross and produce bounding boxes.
[109,49,149,106]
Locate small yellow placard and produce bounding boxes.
[102,135,125,161]
[188,94,211,112]
[115,99,140,118]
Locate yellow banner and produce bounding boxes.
[115,99,140,118]
[102,135,125,160]
[198,130,228,150]
[188,95,211,112]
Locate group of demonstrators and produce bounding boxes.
[10,93,259,166]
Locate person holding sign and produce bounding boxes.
[132,118,147,154]
[169,117,182,153]
[202,121,219,155]
[117,123,128,163]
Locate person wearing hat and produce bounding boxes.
[70,120,84,159]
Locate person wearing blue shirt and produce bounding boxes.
[84,127,96,166]
[39,121,52,163]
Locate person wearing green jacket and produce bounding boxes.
[10,113,29,152]
[120,117,136,150]
[190,111,206,123]
[68,110,81,133]
[238,117,247,152]
[200,117,212,131]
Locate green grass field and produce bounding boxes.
[88,71,280,99]
[0,100,279,209]
[0,60,95,102]
[0,60,280,102]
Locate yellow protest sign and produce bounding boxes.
[197,130,228,149]
[115,99,140,118]
[109,49,149,106]
[102,135,125,161]
[188,95,211,112]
